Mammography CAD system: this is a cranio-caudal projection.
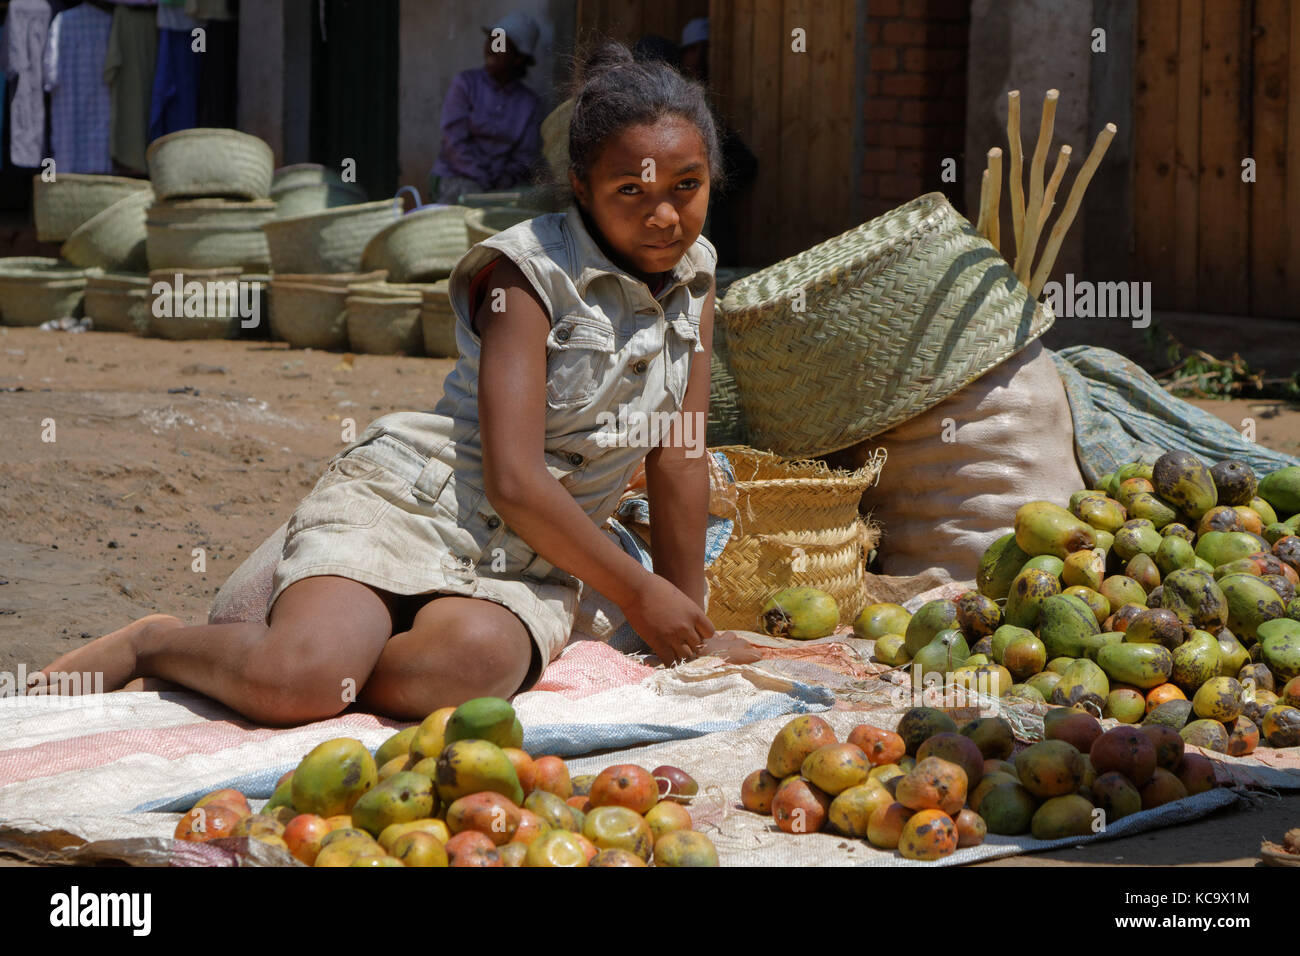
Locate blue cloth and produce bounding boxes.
[148,27,198,141]
[44,3,113,174]
[603,451,737,654]
[1049,345,1300,487]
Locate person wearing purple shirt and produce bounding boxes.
[430,12,544,204]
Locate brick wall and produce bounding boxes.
[860,0,971,219]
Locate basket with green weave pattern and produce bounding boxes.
[33,174,154,243]
[146,128,274,201]
[718,192,1054,458]
[463,206,543,245]
[360,205,472,282]
[263,200,402,275]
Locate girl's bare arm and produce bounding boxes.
[475,258,652,610]
[643,279,715,610]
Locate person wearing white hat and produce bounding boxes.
[679,16,709,82]
[429,11,545,203]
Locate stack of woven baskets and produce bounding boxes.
[264,200,468,357]
[0,173,155,328]
[142,128,278,340]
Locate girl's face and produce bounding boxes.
[570,115,711,281]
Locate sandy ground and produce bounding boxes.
[0,324,1297,867]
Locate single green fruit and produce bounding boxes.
[759,587,840,640]
[1152,450,1218,520]
[977,533,1031,601]
[1014,501,1097,559]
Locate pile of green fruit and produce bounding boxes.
[857,455,1300,755]
[173,696,719,867]
[739,707,1220,857]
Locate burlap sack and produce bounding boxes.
[833,340,1085,588]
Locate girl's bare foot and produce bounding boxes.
[39,614,186,693]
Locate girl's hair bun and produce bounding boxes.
[573,41,635,89]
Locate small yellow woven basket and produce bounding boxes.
[705,445,885,632]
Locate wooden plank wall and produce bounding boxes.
[1135,0,1300,319]
[709,0,857,262]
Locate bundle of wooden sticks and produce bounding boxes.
[973,89,1117,300]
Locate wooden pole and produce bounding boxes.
[1030,123,1118,298]
[1014,89,1059,282]
[1036,144,1072,235]
[986,147,1003,252]
[1006,90,1025,257]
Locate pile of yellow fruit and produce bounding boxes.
[173,696,719,867]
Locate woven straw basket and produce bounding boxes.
[271,182,369,219]
[704,445,884,632]
[146,200,276,271]
[33,173,153,243]
[0,258,93,326]
[271,163,338,191]
[419,281,457,358]
[147,128,274,201]
[345,281,425,355]
[146,267,244,339]
[60,190,152,272]
[84,272,151,333]
[463,206,542,245]
[707,310,748,446]
[268,270,387,349]
[263,199,401,275]
[360,205,471,282]
[718,192,1055,458]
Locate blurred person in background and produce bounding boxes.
[680,17,756,267]
[429,11,544,204]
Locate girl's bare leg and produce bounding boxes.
[355,595,534,721]
[38,577,396,726]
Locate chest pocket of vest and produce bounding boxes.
[546,313,617,409]
[664,313,703,406]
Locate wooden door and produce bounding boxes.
[1135,0,1300,320]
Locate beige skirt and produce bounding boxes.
[268,432,583,680]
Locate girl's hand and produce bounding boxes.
[620,574,714,664]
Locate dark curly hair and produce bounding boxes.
[555,39,726,201]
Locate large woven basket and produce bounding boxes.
[419,281,457,358]
[0,258,93,326]
[268,270,387,349]
[60,190,152,272]
[84,272,151,334]
[345,281,424,355]
[271,163,339,191]
[463,206,542,245]
[145,200,276,271]
[263,199,401,275]
[707,309,748,446]
[360,205,471,282]
[146,267,245,339]
[718,192,1055,458]
[704,445,885,631]
[33,173,153,243]
[146,128,274,201]
[271,182,370,219]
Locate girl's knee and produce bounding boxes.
[239,630,364,725]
